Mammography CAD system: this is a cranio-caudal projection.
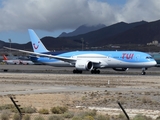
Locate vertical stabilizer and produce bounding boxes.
[28,29,49,53]
[3,55,8,60]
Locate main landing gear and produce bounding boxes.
[73,69,82,74]
[142,68,147,75]
[91,69,100,74]
[73,69,101,74]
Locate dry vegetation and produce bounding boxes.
[0,73,160,119]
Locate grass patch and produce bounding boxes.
[23,114,31,120]
[0,104,14,110]
[133,114,152,120]
[34,115,45,120]
[13,113,20,120]
[63,111,74,118]
[38,108,49,114]
[1,110,11,120]
[50,106,68,114]
[48,115,64,120]
[22,106,37,113]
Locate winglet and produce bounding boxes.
[28,29,49,53]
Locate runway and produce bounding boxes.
[0,64,159,95]
[0,64,160,75]
[0,71,159,95]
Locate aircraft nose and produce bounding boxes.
[147,59,157,67]
[152,60,157,66]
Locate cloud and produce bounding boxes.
[0,0,160,32]
[118,0,160,22]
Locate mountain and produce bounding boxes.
[59,24,106,37]
[2,20,160,52]
[0,40,6,48]
[101,20,160,45]
[68,21,148,46]
[0,40,32,50]
[40,37,82,50]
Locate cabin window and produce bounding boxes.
[146,56,153,59]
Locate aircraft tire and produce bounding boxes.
[73,69,76,73]
[3,69,8,72]
[73,69,82,74]
[91,70,94,74]
[91,70,100,74]
[142,71,146,75]
[97,70,100,74]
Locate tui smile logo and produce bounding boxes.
[33,41,40,49]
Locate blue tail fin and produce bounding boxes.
[28,29,49,53]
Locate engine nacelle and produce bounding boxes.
[112,68,129,71]
[75,60,93,71]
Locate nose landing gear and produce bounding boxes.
[142,68,147,75]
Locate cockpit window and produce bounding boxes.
[146,56,153,59]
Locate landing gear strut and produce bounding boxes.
[141,68,147,75]
[91,69,100,74]
[73,69,82,74]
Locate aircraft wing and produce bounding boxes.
[3,46,77,63]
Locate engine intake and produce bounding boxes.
[75,60,93,71]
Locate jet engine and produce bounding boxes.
[75,60,93,71]
[112,68,129,71]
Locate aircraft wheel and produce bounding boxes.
[97,70,100,74]
[73,69,76,74]
[3,69,8,72]
[91,70,100,74]
[91,70,96,74]
[142,71,146,75]
[91,70,94,74]
[73,69,82,74]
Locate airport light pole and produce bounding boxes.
[8,39,11,48]
[81,38,84,50]
[8,39,11,54]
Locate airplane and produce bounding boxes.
[4,29,157,75]
[2,54,34,65]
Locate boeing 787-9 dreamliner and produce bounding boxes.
[4,29,157,75]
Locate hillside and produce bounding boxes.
[68,21,148,46]
[1,20,160,52]
[59,24,106,37]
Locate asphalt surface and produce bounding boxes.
[0,64,159,95]
[0,64,160,75]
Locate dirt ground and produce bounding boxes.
[0,73,160,119]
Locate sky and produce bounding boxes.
[0,0,160,44]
